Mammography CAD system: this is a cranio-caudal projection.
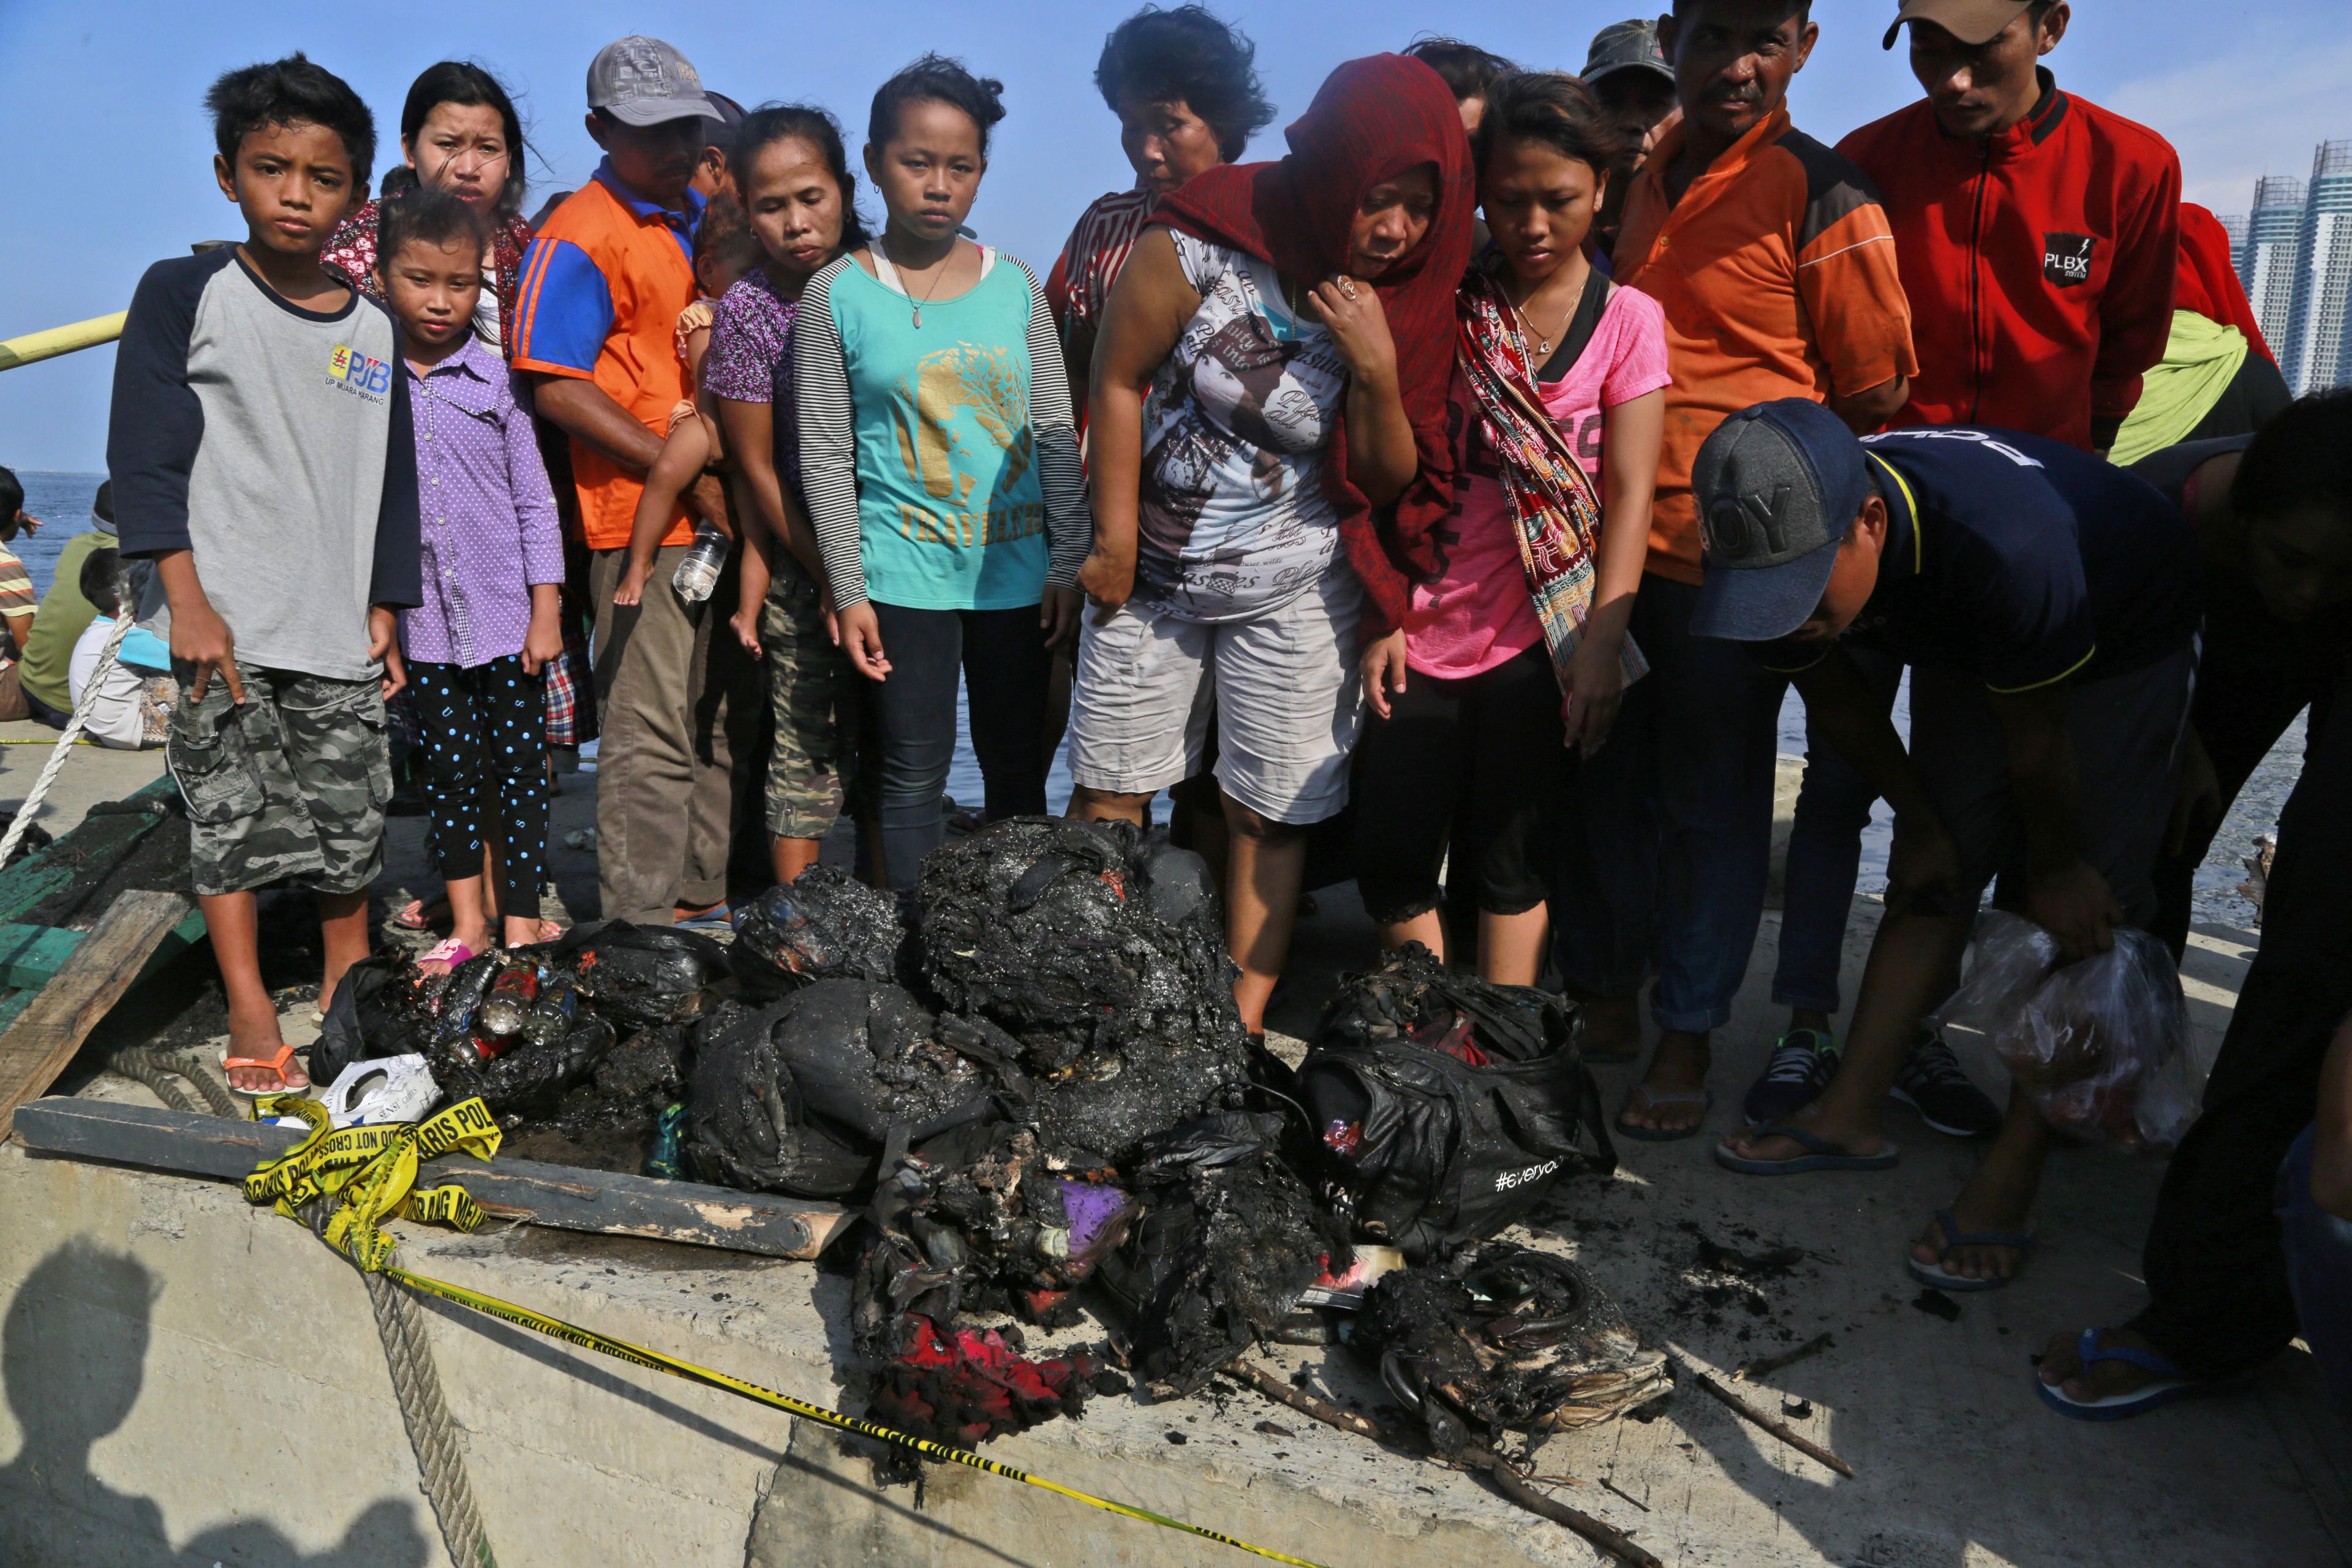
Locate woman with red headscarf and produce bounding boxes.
[1067,54,1474,1032]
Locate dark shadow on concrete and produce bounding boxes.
[0,1239,430,1568]
[0,1241,170,1562]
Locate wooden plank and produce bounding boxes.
[10,1096,851,1261]
[0,889,194,1142]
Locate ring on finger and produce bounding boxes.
[1337,276,1359,300]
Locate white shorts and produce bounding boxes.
[1067,572,1365,825]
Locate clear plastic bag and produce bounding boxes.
[1932,914,2202,1153]
[1997,929,2199,1152]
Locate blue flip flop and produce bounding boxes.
[2037,1329,2205,1421]
[1713,1122,1900,1175]
[1905,1207,2034,1292]
[1614,1086,1713,1142]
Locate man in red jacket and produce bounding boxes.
[1840,1,2180,451]
[1740,0,2187,1144]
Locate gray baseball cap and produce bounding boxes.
[1583,19,1675,87]
[587,36,714,127]
[1691,400,1874,642]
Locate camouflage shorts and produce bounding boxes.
[761,562,856,840]
[167,663,391,897]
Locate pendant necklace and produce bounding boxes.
[873,236,949,329]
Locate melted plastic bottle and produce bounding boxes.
[673,522,726,603]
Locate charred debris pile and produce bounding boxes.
[317,817,1661,1453]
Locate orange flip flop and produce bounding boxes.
[219,1042,308,1099]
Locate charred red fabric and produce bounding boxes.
[2174,202,2272,363]
[867,1316,1099,1446]
[1154,52,1476,633]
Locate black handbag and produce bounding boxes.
[1297,946,1613,1260]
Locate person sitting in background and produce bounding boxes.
[1401,36,1513,135]
[1355,70,1665,987]
[614,197,765,607]
[1049,4,1276,411]
[1579,18,1680,260]
[2106,203,2291,466]
[2132,393,2352,956]
[0,466,44,722]
[65,548,173,750]
[1702,403,2201,1302]
[17,479,116,729]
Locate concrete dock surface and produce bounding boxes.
[0,726,2345,1567]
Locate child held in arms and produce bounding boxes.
[109,54,421,1096]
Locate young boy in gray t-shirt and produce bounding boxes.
[110,55,421,1097]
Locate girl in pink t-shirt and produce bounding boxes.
[1354,70,1667,985]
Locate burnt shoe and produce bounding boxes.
[1741,1028,1839,1128]
[1891,1030,2002,1138]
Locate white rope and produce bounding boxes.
[0,605,136,865]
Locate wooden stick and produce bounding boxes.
[1224,1363,1657,1568]
[1484,1457,1662,1568]
[1675,1357,1855,1478]
[1735,1332,1835,1382]
[1599,1476,1652,1513]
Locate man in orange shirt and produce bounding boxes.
[514,37,737,928]
[1552,0,1917,1142]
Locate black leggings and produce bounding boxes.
[865,602,1052,890]
[1352,643,1567,925]
[409,656,548,919]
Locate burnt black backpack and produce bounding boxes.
[1295,946,1614,1261]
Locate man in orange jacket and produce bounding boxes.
[1743,0,2186,1143]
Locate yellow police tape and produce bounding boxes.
[245,1094,1336,1568]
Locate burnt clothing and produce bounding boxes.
[1752,426,2201,691]
[1353,644,1567,924]
[2130,668,2352,1380]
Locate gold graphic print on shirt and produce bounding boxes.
[891,344,1033,503]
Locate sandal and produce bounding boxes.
[390,898,444,932]
[1714,1122,1900,1175]
[418,937,477,976]
[1905,1207,2034,1292]
[2037,1329,2208,1422]
[1615,1085,1714,1142]
[219,1042,309,1099]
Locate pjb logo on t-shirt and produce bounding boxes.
[327,343,391,400]
[2043,233,2097,288]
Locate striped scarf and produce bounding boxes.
[1454,266,1646,696]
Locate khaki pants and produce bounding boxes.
[589,544,732,924]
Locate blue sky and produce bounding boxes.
[2,0,2346,473]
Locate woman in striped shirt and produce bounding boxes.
[1047,6,1277,402]
[794,56,1086,888]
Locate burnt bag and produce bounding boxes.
[1298,946,1613,1260]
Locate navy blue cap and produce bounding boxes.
[1690,399,1872,641]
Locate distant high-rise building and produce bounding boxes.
[2283,141,2352,394]
[2241,175,2307,361]
[2219,212,2247,252]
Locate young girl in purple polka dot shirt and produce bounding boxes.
[379,189,565,970]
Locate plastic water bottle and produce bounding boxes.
[673,522,726,603]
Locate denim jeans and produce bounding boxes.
[1550,573,1785,1033]
[1771,645,1903,1016]
[2279,1125,2352,1427]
